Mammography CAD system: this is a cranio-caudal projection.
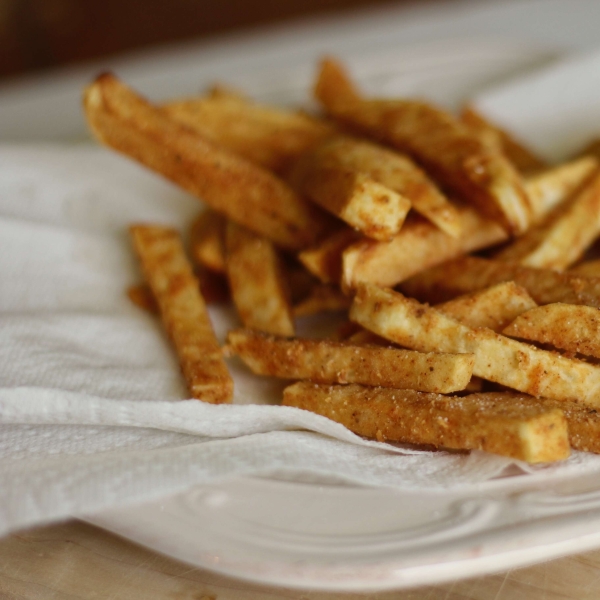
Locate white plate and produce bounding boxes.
[6,0,600,592]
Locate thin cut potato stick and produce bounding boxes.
[190,210,226,273]
[283,383,569,463]
[228,328,474,393]
[84,73,331,250]
[127,283,158,314]
[350,283,600,406]
[163,95,336,173]
[525,156,598,219]
[437,282,537,332]
[495,171,600,269]
[130,225,233,403]
[401,255,600,308]
[225,221,295,336]
[461,106,547,174]
[293,136,462,237]
[315,58,532,235]
[293,284,350,317]
[342,207,506,290]
[314,57,362,111]
[570,259,600,278]
[503,303,600,359]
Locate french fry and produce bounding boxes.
[293,283,351,317]
[127,283,158,314]
[503,303,600,359]
[495,171,600,269]
[342,207,506,290]
[315,58,532,235]
[350,283,600,406]
[84,73,331,250]
[461,106,547,174]
[163,94,336,174]
[298,226,360,284]
[570,259,600,278]
[314,57,362,111]
[225,221,295,336]
[283,383,569,463]
[401,255,600,308]
[292,136,462,237]
[190,210,227,273]
[130,225,233,403]
[228,329,474,393]
[437,282,537,332]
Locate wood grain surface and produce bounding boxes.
[1,520,600,599]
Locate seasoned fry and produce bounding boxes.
[298,226,360,284]
[401,255,600,308]
[283,383,569,463]
[127,283,158,314]
[461,106,547,174]
[495,171,600,269]
[164,94,335,173]
[503,303,600,359]
[314,57,362,111]
[437,281,537,332]
[190,210,226,273]
[293,136,461,237]
[130,225,233,403]
[228,328,474,393]
[315,58,532,235]
[84,73,331,250]
[293,283,350,317]
[570,259,600,278]
[342,207,506,290]
[350,283,600,406]
[225,221,295,336]
[525,156,598,219]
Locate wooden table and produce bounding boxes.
[1,520,599,599]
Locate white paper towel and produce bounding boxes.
[2,144,600,538]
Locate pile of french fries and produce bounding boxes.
[84,58,600,465]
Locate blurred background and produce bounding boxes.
[0,0,436,80]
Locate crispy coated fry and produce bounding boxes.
[401,256,600,308]
[495,171,600,269]
[84,73,330,250]
[127,283,158,314]
[190,210,226,273]
[130,225,233,403]
[283,383,569,463]
[164,94,335,173]
[298,226,360,283]
[225,221,294,336]
[293,136,461,237]
[314,57,362,111]
[293,284,350,317]
[461,106,547,174]
[525,156,598,219]
[315,59,532,235]
[342,207,506,290]
[228,328,474,393]
[350,283,600,405]
[503,303,600,359]
[437,282,537,332]
[570,259,600,278]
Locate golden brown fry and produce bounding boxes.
[298,226,360,284]
[401,256,600,308]
[163,94,335,174]
[228,328,474,393]
[314,57,362,111]
[315,59,532,235]
[293,136,461,237]
[350,283,600,406]
[127,283,158,314]
[84,73,330,250]
[525,156,598,219]
[503,303,600,359]
[461,106,547,174]
[293,283,350,317]
[437,281,537,332]
[573,138,600,162]
[345,328,389,346]
[130,225,233,403]
[190,210,226,273]
[283,383,569,463]
[342,207,506,290]
[495,171,600,269]
[225,221,295,336]
[570,259,600,278]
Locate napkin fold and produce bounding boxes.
[2,145,599,538]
